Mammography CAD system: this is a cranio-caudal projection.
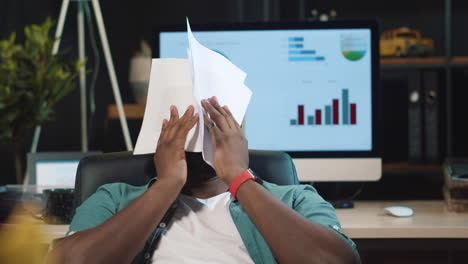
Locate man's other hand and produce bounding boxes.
[201,97,249,184]
[154,105,199,185]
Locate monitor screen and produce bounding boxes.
[27,152,101,187]
[156,21,380,159]
[36,160,80,187]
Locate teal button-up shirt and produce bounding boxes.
[69,180,360,263]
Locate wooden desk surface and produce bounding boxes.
[337,200,468,239]
[27,200,468,243]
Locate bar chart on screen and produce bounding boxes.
[290,89,357,127]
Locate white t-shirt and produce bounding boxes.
[152,192,254,263]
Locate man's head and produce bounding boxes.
[185,152,217,187]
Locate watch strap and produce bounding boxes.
[229,168,256,199]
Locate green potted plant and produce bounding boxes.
[0,18,84,184]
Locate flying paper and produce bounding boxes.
[134,19,252,166]
[133,59,202,154]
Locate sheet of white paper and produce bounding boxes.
[134,59,202,154]
[134,19,252,168]
[187,18,252,165]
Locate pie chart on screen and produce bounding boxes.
[341,34,367,61]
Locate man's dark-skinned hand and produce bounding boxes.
[201,97,249,184]
[201,96,358,264]
[154,105,199,185]
[48,105,199,264]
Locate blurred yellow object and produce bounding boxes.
[0,205,52,264]
[380,27,434,57]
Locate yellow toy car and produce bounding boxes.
[380,28,434,57]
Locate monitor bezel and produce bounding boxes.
[152,20,381,159]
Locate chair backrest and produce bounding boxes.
[74,150,299,208]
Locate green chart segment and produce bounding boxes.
[341,34,367,61]
[290,89,357,126]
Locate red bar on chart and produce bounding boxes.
[298,105,304,125]
[315,109,322,125]
[332,99,339,124]
[350,103,357,124]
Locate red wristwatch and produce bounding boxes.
[229,168,257,199]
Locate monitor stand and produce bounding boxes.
[328,182,364,209]
[330,200,355,209]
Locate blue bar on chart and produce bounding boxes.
[325,105,332,125]
[288,50,316,55]
[307,116,314,125]
[290,119,297,125]
[342,89,349,124]
[288,37,304,42]
[288,56,325,62]
[289,44,304,48]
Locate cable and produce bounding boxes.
[83,1,100,146]
[343,182,366,201]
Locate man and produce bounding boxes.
[49,97,360,264]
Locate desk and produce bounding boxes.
[335,201,468,263]
[336,200,468,239]
[35,200,468,241]
[22,200,468,263]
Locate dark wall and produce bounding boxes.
[1,0,468,186]
[0,0,254,154]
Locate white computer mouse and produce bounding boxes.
[384,206,414,217]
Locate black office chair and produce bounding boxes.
[74,150,299,208]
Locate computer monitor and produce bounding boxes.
[154,21,381,182]
[27,152,101,189]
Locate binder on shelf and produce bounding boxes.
[423,71,439,162]
[408,71,423,162]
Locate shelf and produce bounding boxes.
[381,57,447,70]
[451,56,468,63]
[381,57,447,65]
[107,104,145,119]
[381,56,468,69]
[451,56,468,67]
[383,162,442,174]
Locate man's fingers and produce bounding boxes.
[169,105,179,124]
[161,119,168,132]
[202,109,211,126]
[209,97,231,124]
[202,99,229,131]
[203,108,223,142]
[182,113,199,133]
[180,105,195,122]
[222,105,234,120]
[179,105,199,131]
[221,105,240,130]
[157,119,169,148]
[159,119,169,138]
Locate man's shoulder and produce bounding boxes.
[69,181,150,233]
[92,181,150,210]
[260,180,322,203]
[97,181,149,194]
[260,180,317,193]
